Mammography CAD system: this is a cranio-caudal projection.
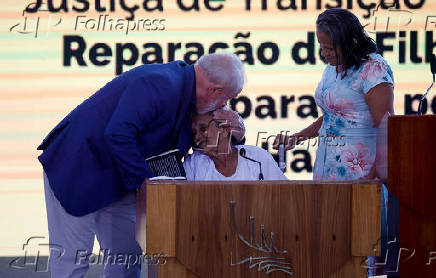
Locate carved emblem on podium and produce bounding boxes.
[229,201,293,275]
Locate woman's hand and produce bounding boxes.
[362,162,387,183]
[362,164,377,180]
[273,116,324,150]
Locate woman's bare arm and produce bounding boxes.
[274,116,324,150]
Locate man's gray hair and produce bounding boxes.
[195,52,246,94]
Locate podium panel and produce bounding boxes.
[137,181,381,278]
[388,115,436,277]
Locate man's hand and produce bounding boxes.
[136,178,149,218]
[137,178,149,194]
[212,108,245,142]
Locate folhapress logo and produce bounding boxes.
[9,236,65,272]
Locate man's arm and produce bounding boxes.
[104,76,164,190]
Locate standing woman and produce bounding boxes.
[276,8,396,276]
[278,8,394,180]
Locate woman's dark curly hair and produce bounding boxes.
[316,8,377,77]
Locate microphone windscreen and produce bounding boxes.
[239,148,246,157]
[431,54,436,74]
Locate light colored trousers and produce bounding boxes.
[44,172,143,278]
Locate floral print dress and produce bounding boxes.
[313,53,394,181]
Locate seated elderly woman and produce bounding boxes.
[183,111,287,180]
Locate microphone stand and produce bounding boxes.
[418,54,436,115]
[239,148,264,180]
[418,74,435,115]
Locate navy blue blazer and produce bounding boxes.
[37,61,196,216]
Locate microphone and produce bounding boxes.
[278,144,286,173]
[239,148,264,180]
[431,53,436,74]
[418,53,436,115]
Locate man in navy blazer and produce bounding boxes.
[37,52,246,277]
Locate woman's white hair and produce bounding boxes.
[195,52,246,94]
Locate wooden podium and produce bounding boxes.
[388,115,436,277]
[136,181,382,277]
